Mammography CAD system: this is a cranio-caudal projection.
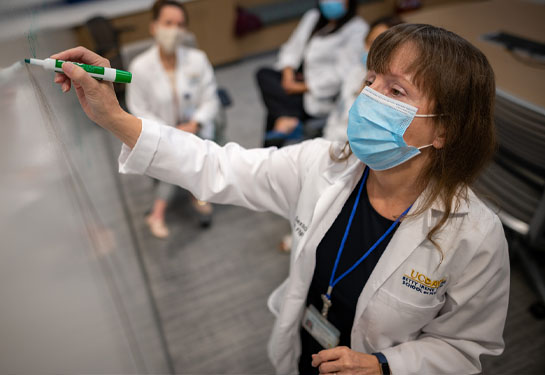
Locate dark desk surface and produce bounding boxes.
[404,0,545,110]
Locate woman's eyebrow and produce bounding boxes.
[392,73,417,90]
[392,70,415,85]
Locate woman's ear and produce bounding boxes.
[149,22,156,37]
[432,123,446,149]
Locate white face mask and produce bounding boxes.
[155,26,184,54]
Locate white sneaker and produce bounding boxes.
[146,216,169,239]
[279,233,292,253]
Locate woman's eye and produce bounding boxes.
[364,80,373,86]
[392,88,402,96]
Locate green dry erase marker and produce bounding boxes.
[24,58,132,84]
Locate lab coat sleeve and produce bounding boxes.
[381,216,510,374]
[306,25,366,99]
[192,51,220,140]
[119,118,324,219]
[323,66,365,142]
[125,63,167,125]
[305,65,343,99]
[276,9,319,70]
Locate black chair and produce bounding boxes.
[84,16,134,106]
[473,90,545,318]
[303,116,328,139]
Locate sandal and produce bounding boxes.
[192,199,213,228]
[279,233,292,253]
[265,121,303,142]
[146,216,169,239]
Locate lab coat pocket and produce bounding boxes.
[360,288,444,351]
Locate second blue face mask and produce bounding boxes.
[319,0,347,20]
[347,86,436,171]
[361,51,368,67]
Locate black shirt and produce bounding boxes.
[298,171,398,375]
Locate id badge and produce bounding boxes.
[302,305,340,349]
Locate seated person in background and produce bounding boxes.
[279,15,404,252]
[126,0,220,238]
[323,15,404,142]
[256,0,368,147]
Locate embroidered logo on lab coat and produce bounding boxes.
[293,216,308,237]
[402,269,446,296]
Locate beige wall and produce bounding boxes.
[76,0,398,65]
[76,0,479,66]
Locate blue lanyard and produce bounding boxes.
[325,167,412,300]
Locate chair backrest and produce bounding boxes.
[495,89,545,173]
[85,16,124,69]
[84,16,126,99]
[473,90,545,248]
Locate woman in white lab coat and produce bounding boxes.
[256,0,368,147]
[53,23,509,375]
[126,0,220,238]
[323,15,403,143]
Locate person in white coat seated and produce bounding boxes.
[52,23,510,375]
[273,15,405,253]
[323,15,404,143]
[126,0,220,238]
[256,0,368,147]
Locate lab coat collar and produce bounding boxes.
[322,143,360,184]
[323,145,471,215]
[425,184,471,214]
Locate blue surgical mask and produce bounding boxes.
[347,86,437,170]
[361,51,368,67]
[319,0,347,20]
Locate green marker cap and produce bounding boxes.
[115,70,132,84]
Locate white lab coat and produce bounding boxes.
[119,120,510,375]
[126,45,219,140]
[276,9,368,116]
[323,61,366,142]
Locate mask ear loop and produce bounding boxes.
[417,144,434,150]
[414,114,439,118]
[414,114,444,150]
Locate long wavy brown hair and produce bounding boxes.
[337,23,497,252]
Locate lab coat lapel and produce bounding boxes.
[353,195,431,324]
[293,157,364,263]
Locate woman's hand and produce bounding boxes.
[176,120,200,134]
[283,80,308,95]
[281,67,307,95]
[311,346,381,375]
[51,46,141,148]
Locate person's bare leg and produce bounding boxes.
[146,199,169,238]
[273,116,299,133]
